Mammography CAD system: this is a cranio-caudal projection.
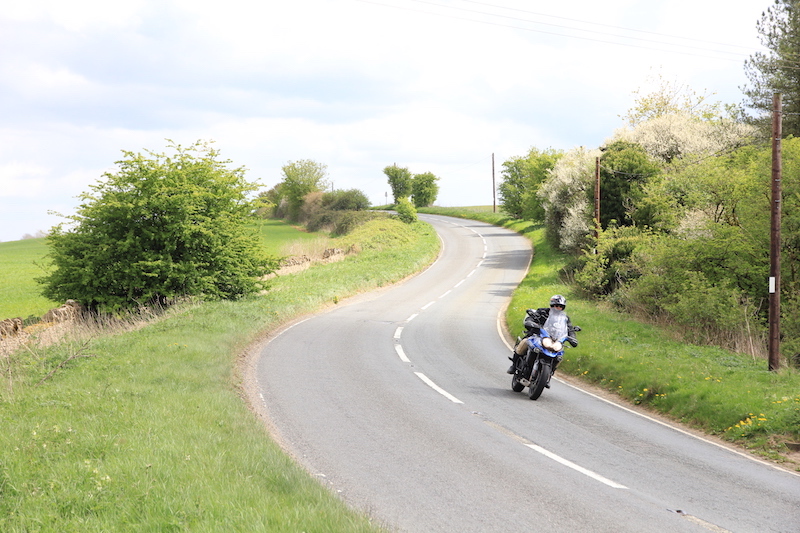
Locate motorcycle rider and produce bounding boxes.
[507,294,578,374]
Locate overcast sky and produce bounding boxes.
[0,0,772,242]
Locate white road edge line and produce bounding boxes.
[525,444,628,489]
[414,372,463,404]
[495,309,800,478]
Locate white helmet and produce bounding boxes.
[549,294,566,308]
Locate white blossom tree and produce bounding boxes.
[538,147,601,252]
[612,114,756,164]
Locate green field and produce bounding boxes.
[0,238,59,321]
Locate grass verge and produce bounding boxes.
[420,206,800,466]
[0,217,439,532]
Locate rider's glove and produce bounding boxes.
[567,336,578,347]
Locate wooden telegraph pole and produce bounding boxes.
[492,153,496,213]
[769,93,782,372]
[594,156,601,240]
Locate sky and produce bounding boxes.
[0,0,773,242]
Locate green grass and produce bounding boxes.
[422,206,800,465]
[250,218,321,256]
[0,217,440,532]
[0,238,60,321]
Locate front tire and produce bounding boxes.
[528,362,551,400]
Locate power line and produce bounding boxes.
[354,0,758,61]
[460,0,756,52]
[407,0,748,56]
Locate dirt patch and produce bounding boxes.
[0,321,72,359]
[263,248,350,279]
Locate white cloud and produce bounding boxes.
[0,0,775,241]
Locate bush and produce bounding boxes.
[322,189,370,211]
[38,141,278,312]
[573,226,651,297]
[306,210,388,236]
[393,198,417,223]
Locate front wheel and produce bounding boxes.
[528,362,551,400]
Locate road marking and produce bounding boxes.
[454,279,465,288]
[467,268,477,277]
[670,510,732,532]
[525,444,628,489]
[394,327,403,340]
[406,313,418,322]
[421,301,436,310]
[395,344,410,363]
[483,419,627,489]
[414,372,463,404]
[439,290,452,298]
[563,379,800,478]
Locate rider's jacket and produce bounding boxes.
[522,308,577,346]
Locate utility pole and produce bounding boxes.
[769,93,782,372]
[492,153,496,213]
[594,156,601,241]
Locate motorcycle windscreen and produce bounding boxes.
[542,308,569,340]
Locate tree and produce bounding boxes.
[596,140,661,229]
[615,113,756,165]
[38,141,277,312]
[383,165,412,203]
[411,172,440,208]
[498,147,562,220]
[280,159,329,221]
[742,0,800,137]
[538,147,600,252]
[620,72,724,128]
[617,74,755,164]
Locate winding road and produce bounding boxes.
[254,214,799,533]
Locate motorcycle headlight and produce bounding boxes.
[542,338,562,351]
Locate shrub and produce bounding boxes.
[38,141,278,312]
[393,198,417,223]
[322,189,371,211]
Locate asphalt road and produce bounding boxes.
[254,214,800,533]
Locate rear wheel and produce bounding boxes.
[528,362,550,400]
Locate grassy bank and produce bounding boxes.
[0,217,439,532]
[420,206,800,465]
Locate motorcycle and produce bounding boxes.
[510,326,580,400]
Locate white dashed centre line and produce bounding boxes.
[414,372,464,404]
[525,444,628,489]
